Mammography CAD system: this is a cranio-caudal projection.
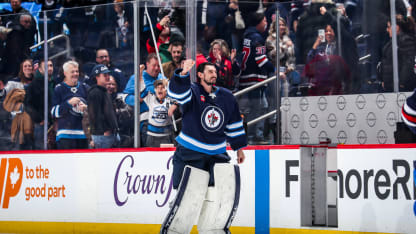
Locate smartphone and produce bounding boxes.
[318,29,325,43]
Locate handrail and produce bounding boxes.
[247,110,277,126]
[30,33,71,59]
[233,74,280,129]
[359,54,371,62]
[234,75,277,98]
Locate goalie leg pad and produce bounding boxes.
[160,166,209,234]
[197,164,241,234]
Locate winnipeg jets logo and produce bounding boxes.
[201,106,224,132]
[70,87,78,93]
[207,112,218,126]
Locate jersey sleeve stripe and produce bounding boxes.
[402,106,416,124]
[167,87,191,100]
[404,102,416,116]
[257,57,268,67]
[176,94,192,105]
[225,130,246,138]
[226,121,243,130]
[402,113,416,127]
[255,55,266,61]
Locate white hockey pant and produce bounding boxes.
[160,164,240,234]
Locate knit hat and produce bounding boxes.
[248,12,265,27]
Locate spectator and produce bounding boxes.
[88,64,120,149]
[0,26,11,74]
[36,59,56,95]
[24,59,54,150]
[0,77,12,150]
[202,0,238,50]
[162,40,184,79]
[363,0,407,79]
[123,54,166,146]
[306,24,352,93]
[141,79,177,147]
[303,24,352,96]
[239,12,275,144]
[379,14,416,92]
[263,0,290,34]
[5,59,33,93]
[4,14,32,76]
[106,75,134,147]
[207,39,240,91]
[288,1,303,44]
[4,0,37,47]
[107,75,118,99]
[92,48,128,92]
[295,0,350,64]
[2,87,33,150]
[264,16,300,143]
[36,0,62,41]
[266,17,296,71]
[146,15,171,55]
[196,43,208,68]
[112,0,132,48]
[51,61,89,149]
[306,7,359,92]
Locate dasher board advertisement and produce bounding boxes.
[0,149,255,227]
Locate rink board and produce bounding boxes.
[0,145,414,233]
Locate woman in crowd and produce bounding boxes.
[207,39,240,91]
[266,17,296,69]
[5,59,34,93]
[2,59,35,150]
[266,17,299,95]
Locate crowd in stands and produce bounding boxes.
[1,0,416,150]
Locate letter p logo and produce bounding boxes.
[0,158,23,209]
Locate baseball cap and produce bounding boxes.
[154,79,165,87]
[90,64,110,78]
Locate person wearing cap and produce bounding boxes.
[95,49,128,91]
[87,64,119,149]
[140,78,177,147]
[239,11,275,144]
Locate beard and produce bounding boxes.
[204,77,216,86]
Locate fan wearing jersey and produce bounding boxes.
[239,12,275,143]
[141,79,177,147]
[51,61,89,149]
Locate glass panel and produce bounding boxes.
[280,0,411,146]
[0,2,43,151]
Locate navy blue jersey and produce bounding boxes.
[240,26,275,88]
[168,69,247,155]
[402,90,416,134]
[51,81,90,141]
